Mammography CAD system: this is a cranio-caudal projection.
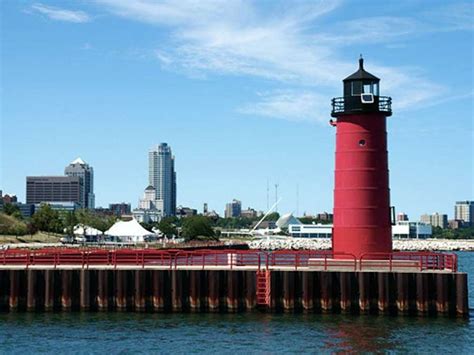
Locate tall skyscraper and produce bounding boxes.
[225,199,242,218]
[454,201,474,226]
[65,158,95,209]
[148,143,176,216]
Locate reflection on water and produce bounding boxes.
[0,251,472,353]
[2,312,471,353]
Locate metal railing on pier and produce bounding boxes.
[0,248,458,272]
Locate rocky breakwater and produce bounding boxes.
[248,237,474,252]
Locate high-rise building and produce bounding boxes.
[109,203,131,216]
[65,158,95,209]
[454,201,474,227]
[420,213,448,229]
[26,176,82,206]
[225,199,241,218]
[149,143,176,216]
[397,212,409,222]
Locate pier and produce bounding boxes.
[0,248,468,316]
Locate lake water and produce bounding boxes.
[1,252,473,353]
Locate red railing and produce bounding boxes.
[174,249,263,270]
[269,250,358,271]
[0,248,458,272]
[359,252,457,272]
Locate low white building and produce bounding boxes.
[288,224,332,238]
[289,221,432,239]
[392,221,432,239]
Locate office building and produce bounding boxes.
[176,206,197,218]
[109,203,131,216]
[420,213,448,229]
[397,212,409,222]
[65,158,95,209]
[149,143,176,216]
[316,212,333,222]
[26,176,82,206]
[225,199,241,218]
[17,203,35,218]
[454,201,474,227]
[34,201,80,213]
[241,208,257,219]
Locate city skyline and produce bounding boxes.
[1,0,472,219]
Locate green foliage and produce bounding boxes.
[157,217,178,237]
[181,216,217,241]
[75,209,116,232]
[32,204,63,233]
[2,203,22,220]
[432,226,474,239]
[64,212,78,236]
[214,217,257,229]
[140,222,154,232]
[266,212,280,221]
[0,213,28,235]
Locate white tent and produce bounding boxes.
[105,218,156,243]
[73,224,103,236]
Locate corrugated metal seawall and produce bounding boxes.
[0,270,468,316]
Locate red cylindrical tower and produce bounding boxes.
[331,57,393,258]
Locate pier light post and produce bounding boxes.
[330,57,393,258]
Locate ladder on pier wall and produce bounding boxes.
[256,270,271,306]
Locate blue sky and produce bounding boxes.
[1,0,473,219]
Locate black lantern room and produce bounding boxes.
[331,57,392,117]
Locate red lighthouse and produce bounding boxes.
[331,57,393,258]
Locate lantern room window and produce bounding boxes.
[351,82,362,96]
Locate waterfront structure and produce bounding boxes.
[225,199,241,218]
[289,224,332,238]
[289,221,432,239]
[64,158,95,209]
[454,201,474,227]
[26,176,82,206]
[276,213,301,229]
[149,143,176,216]
[330,57,392,257]
[420,213,448,229]
[0,248,467,316]
[392,221,432,239]
[109,203,131,216]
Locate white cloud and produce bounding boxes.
[31,3,90,23]
[94,0,470,122]
[239,91,329,123]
